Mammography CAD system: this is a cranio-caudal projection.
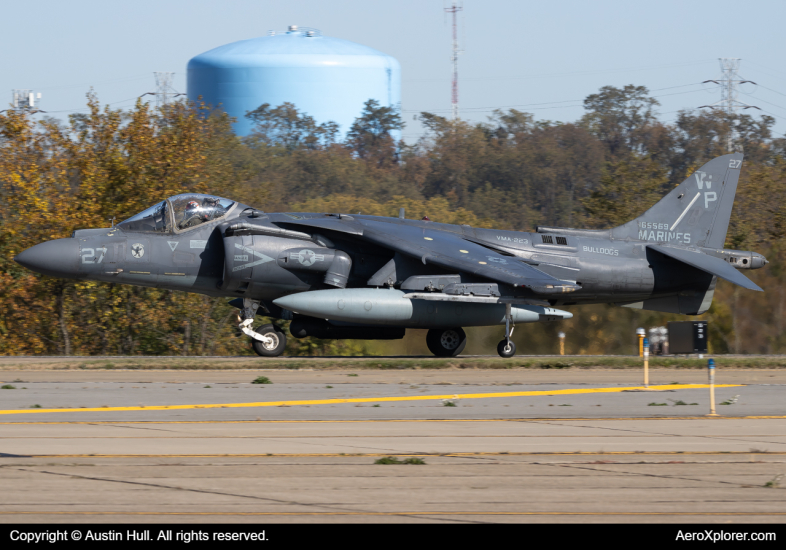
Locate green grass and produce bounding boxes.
[374,456,426,465]
[251,376,272,384]
[1,384,16,390]
[670,400,698,406]
[763,474,783,488]
[648,402,668,406]
[30,404,41,408]
[347,374,358,377]
[372,404,380,407]
[4,355,786,371]
[325,385,333,388]
[442,400,457,407]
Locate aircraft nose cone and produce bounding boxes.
[14,238,81,279]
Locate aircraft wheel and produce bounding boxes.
[251,324,287,357]
[426,328,467,357]
[497,339,516,358]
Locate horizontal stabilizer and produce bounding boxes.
[648,244,762,292]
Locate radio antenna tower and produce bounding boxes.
[154,72,176,108]
[445,2,463,121]
[699,58,760,151]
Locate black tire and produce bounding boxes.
[251,324,287,357]
[497,339,516,358]
[426,328,467,357]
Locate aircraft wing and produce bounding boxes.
[276,215,365,236]
[648,244,762,292]
[279,217,576,293]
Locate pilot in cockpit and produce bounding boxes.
[178,197,225,229]
[178,200,205,229]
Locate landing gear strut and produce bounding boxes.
[497,303,516,358]
[426,327,467,357]
[238,298,287,357]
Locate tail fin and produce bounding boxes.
[612,153,743,248]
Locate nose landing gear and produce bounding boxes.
[250,324,287,357]
[496,303,517,358]
[239,298,288,357]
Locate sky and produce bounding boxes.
[3,0,786,141]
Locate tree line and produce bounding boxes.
[1,85,784,356]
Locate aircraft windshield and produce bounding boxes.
[117,201,169,233]
[170,194,235,231]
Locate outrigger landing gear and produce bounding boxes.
[497,303,516,358]
[238,298,287,357]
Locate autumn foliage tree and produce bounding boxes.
[1,85,785,356]
[0,95,245,355]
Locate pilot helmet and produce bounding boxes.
[185,200,207,221]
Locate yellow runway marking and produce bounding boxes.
[0,383,743,416]
[0,511,784,517]
[1,415,784,425]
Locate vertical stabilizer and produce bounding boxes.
[612,153,743,248]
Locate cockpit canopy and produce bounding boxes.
[117,194,236,233]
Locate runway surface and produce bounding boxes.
[1,368,784,523]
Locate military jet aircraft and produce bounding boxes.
[15,153,767,357]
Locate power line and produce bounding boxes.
[754,84,786,100]
[32,74,153,92]
[747,96,786,114]
[405,82,718,114]
[745,61,786,82]
[44,96,148,114]
[404,59,716,84]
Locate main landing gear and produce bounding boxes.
[239,298,287,357]
[426,327,467,357]
[496,303,517,358]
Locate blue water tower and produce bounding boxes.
[187,26,401,138]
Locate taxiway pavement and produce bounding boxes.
[1,367,784,522]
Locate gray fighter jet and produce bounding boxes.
[15,153,766,357]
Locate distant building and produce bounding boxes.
[187,26,401,138]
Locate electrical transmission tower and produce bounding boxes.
[140,73,184,108]
[154,72,176,108]
[700,58,759,151]
[445,2,463,121]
